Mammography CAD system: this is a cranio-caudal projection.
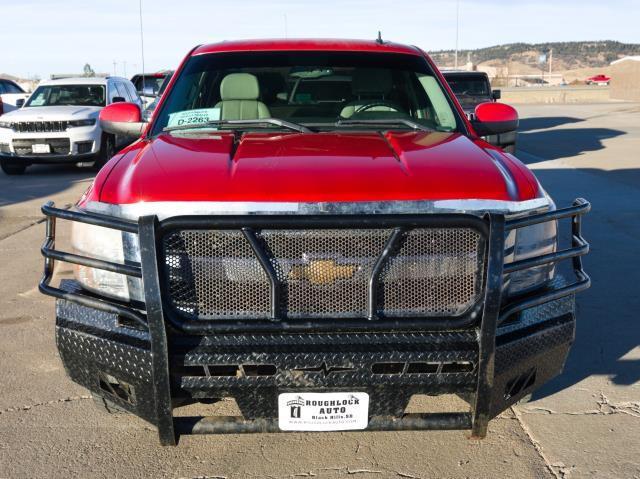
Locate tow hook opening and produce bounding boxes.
[98,371,136,405]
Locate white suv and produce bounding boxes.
[0,76,141,175]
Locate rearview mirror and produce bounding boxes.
[471,102,518,136]
[99,102,146,137]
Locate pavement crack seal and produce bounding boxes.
[520,393,640,419]
[0,394,92,415]
[512,406,562,479]
[512,391,640,479]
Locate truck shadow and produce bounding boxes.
[516,126,626,161]
[517,116,585,132]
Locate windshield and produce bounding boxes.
[444,75,490,97]
[25,84,106,107]
[151,51,460,135]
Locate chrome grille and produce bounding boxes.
[162,226,485,321]
[12,121,69,133]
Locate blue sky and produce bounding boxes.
[2,0,638,78]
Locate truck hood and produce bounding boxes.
[3,105,102,121]
[97,130,539,205]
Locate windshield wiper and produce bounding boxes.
[163,118,312,133]
[335,118,431,131]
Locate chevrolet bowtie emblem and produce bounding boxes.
[289,259,357,285]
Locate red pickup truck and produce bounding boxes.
[39,39,590,445]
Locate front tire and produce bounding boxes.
[0,159,27,175]
[93,134,115,171]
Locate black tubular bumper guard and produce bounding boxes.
[40,199,590,445]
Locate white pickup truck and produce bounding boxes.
[0,79,29,116]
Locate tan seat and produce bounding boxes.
[214,73,271,120]
[340,69,397,118]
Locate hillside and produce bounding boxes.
[430,41,640,70]
[0,73,22,82]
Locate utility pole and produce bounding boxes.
[123,60,127,78]
[549,48,553,75]
[454,0,460,69]
[112,60,117,76]
[139,0,146,93]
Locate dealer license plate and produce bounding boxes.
[278,392,369,431]
[31,144,51,154]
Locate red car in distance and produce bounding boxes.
[586,74,611,85]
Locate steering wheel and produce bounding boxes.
[353,101,403,115]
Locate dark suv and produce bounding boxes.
[442,71,516,153]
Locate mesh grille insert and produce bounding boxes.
[162,226,484,321]
[379,228,484,317]
[163,230,271,319]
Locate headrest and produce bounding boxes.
[351,69,393,95]
[220,73,260,100]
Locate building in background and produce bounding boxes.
[609,56,640,101]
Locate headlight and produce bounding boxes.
[505,204,558,296]
[71,222,143,302]
[67,118,96,128]
[0,121,13,129]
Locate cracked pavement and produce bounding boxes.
[1,103,639,478]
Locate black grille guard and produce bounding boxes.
[39,198,590,444]
[39,198,590,333]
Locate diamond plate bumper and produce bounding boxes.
[55,289,575,440]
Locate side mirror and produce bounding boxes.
[112,96,126,103]
[492,89,501,100]
[140,87,158,97]
[471,102,518,136]
[99,102,146,137]
[16,98,25,108]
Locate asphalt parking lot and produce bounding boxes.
[0,102,638,479]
